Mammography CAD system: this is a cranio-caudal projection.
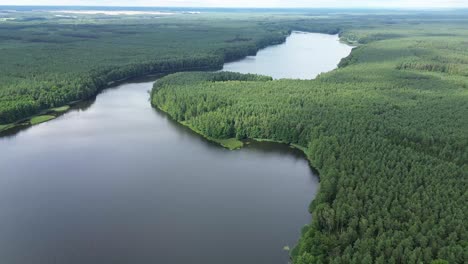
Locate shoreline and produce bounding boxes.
[0,65,220,134]
[153,101,319,175]
[153,100,322,259]
[0,32,292,134]
[0,29,354,135]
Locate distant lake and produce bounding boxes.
[223,32,352,79]
[0,32,351,264]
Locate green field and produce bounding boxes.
[30,115,56,125]
[51,105,70,113]
[151,14,468,264]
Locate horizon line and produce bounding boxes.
[1,5,467,10]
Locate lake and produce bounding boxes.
[223,32,352,79]
[0,32,351,264]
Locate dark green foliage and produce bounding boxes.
[153,71,271,90]
[0,13,288,124]
[152,19,468,263]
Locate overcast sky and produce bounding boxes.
[2,0,468,8]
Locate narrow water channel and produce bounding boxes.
[0,32,351,264]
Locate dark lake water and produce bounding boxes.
[0,32,351,264]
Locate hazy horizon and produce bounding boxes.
[1,0,467,9]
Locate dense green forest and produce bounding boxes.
[0,11,295,125]
[3,9,464,127]
[151,16,468,263]
[1,8,467,263]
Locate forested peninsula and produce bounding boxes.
[151,19,468,263]
[0,14,300,128]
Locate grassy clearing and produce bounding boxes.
[0,123,14,132]
[215,138,244,150]
[30,115,55,125]
[51,105,70,113]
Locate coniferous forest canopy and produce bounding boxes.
[0,10,293,124]
[151,12,468,264]
[1,7,468,264]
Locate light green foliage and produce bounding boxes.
[215,138,244,150]
[431,260,449,264]
[30,115,55,125]
[152,16,468,263]
[51,105,70,113]
[0,123,13,132]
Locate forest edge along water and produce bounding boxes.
[152,32,353,150]
[0,32,352,264]
[0,32,350,135]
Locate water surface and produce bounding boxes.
[223,32,352,79]
[0,32,351,264]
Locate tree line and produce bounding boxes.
[0,16,289,124]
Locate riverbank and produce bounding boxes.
[0,78,320,264]
[1,11,301,126]
[0,28,355,135]
[153,104,244,150]
[154,99,312,152]
[153,86,321,261]
[0,32,290,134]
[0,104,72,133]
[0,28,356,135]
